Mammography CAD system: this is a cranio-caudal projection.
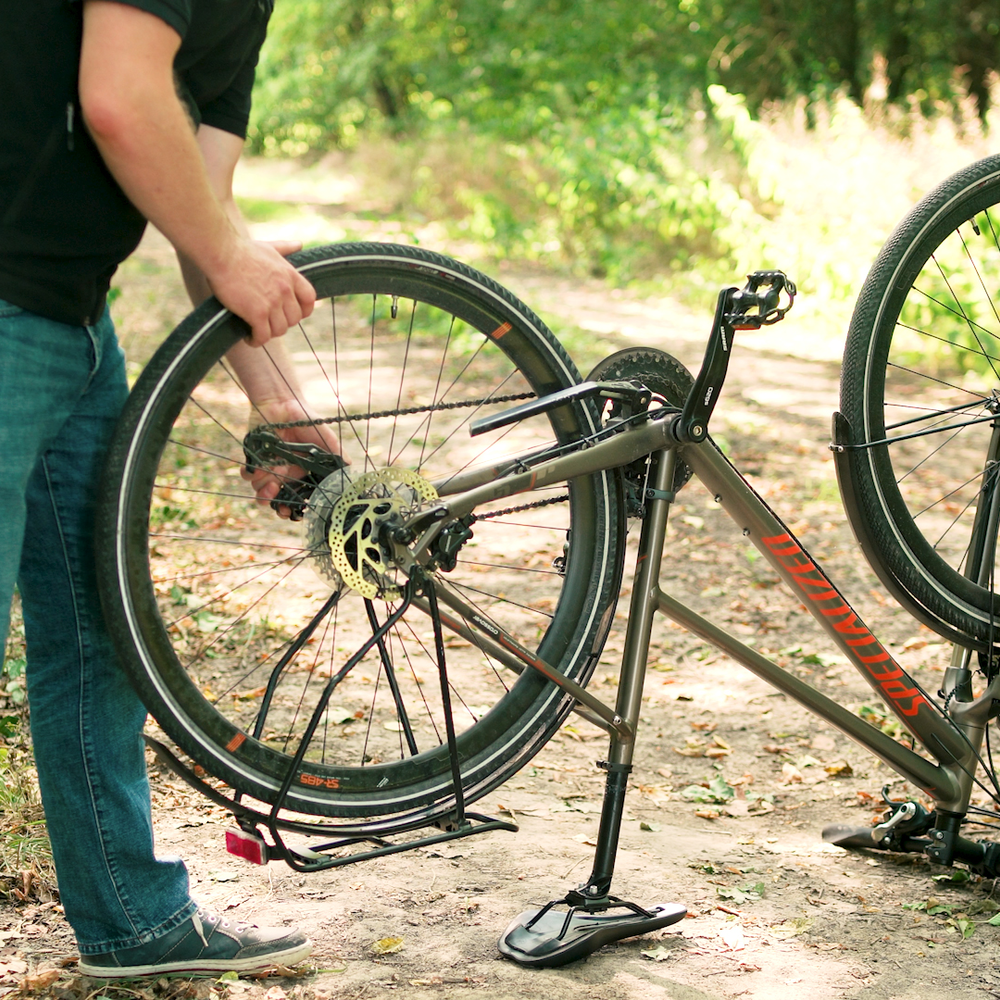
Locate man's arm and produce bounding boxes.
[185,124,342,514]
[78,0,315,344]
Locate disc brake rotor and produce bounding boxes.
[305,468,352,590]
[327,469,438,599]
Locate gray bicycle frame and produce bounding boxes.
[418,411,998,818]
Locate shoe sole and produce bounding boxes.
[78,940,313,979]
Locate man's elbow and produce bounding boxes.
[78,83,133,146]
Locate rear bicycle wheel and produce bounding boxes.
[98,242,624,826]
[841,156,1000,647]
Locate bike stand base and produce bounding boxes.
[498,898,686,968]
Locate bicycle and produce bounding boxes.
[95,153,1000,967]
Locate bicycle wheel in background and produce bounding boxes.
[98,243,624,826]
[840,155,1000,648]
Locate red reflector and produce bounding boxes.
[225,827,268,865]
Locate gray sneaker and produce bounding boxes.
[78,908,313,979]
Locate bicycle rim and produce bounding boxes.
[98,243,623,825]
[841,156,1000,646]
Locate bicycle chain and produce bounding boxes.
[254,393,563,519]
[256,390,656,519]
[254,392,536,431]
[470,493,570,521]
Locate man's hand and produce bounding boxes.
[206,238,316,347]
[243,401,345,520]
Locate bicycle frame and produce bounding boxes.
[416,396,993,828]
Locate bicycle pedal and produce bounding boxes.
[225,827,269,865]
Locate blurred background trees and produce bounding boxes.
[245,1,1000,311]
[251,0,1000,150]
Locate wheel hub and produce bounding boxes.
[309,469,438,599]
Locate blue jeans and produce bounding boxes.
[0,299,196,953]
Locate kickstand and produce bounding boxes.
[498,761,686,967]
[500,450,688,967]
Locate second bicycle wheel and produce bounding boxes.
[841,155,1000,647]
[98,242,624,826]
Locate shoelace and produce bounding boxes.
[194,909,251,945]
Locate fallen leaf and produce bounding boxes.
[780,763,804,784]
[640,945,673,962]
[720,925,746,950]
[639,821,662,832]
[772,918,813,938]
[718,883,766,904]
[20,970,60,991]
[695,809,720,820]
[950,917,976,940]
[681,775,735,804]
[825,760,853,777]
[370,936,404,955]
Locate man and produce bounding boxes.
[0,0,320,978]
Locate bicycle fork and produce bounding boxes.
[923,411,1000,868]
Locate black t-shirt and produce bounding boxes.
[0,0,272,326]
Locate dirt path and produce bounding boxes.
[4,234,1000,1000]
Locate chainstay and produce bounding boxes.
[256,397,669,518]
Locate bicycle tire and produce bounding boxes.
[97,242,624,826]
[841,155,1000,647]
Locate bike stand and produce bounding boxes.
[144,736,518,871]
[498,895,686,968]
[498,755,686,967]
[498,449,689,968]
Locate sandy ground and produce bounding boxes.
[4,216,1000,1000]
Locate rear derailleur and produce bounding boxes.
[243,427,346,520]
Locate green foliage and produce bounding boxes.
[252,0,1000,155]
[0,608,54,896]
[857,700,906,739]
[681,774,736,802]
[3,601,27,708]
[247,1,1000,344]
